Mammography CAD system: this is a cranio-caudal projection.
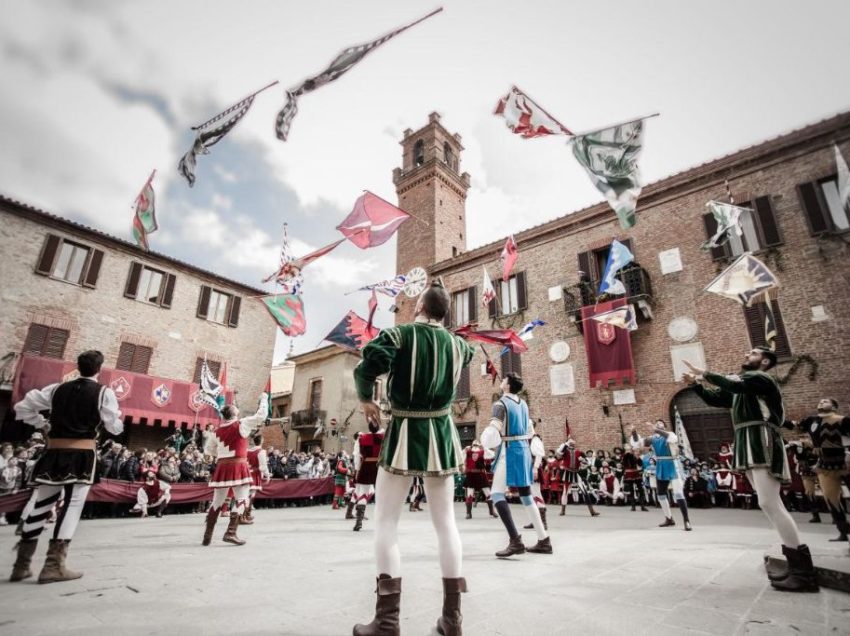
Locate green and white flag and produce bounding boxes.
[572,119,645,229]
[132,170,157,250]
[701,201,745,250]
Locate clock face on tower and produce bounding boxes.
[403,267,427,297]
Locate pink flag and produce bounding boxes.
[453,324,528,354]
[500,235,518,282]
[336,191,411,249]
[494,86,572,139]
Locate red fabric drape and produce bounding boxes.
[0,477,334,513]
[12,355,230,428]
[581,299,637,388]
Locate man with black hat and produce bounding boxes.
[683,347,818,593]
[10,350,123,583]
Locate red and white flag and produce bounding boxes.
[494,86,572,139]
[500,235,518,282]
[336,191,410,249]
[481,265,497,308]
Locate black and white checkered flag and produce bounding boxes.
[275,8,443,141]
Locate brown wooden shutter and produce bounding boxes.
[743,301,792,359]
[577,251,594,283]
[116,342,136,370]
[797,182,831,235]
[227,295,242,327]
[516,271,528,311]
[752,196,782,248]
[160,273,176,308]
[193,358,204,383]
[197,285,211,319]
[43,328,69,359]
[23,324,49,355]
[455,366,471,400]
[124,262,143,298]
[488,296,497,319]
[702,213,730,260]
[82,249,104,288]
[500,351,522,378]
[769,300,792,359]
[35,235,61,276]
[468,285,478,324]
[132,345,153,374]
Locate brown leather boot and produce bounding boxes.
[495,535,526,558]
[223,513,245,545]
[436,577,467,636]
[527,536,553,554]
[539,507,548,530]
[486,500,498,518]
[465,498,472,519]
[353,574,401,636]
[560,504,566,516]
[345,500,356,520]
[413,498,423,511]
[659,517,675,527]
[353,504,365,532]
[770,545,819,592]
[202,506,219,546]
[240,503,255,525]
[38,539,82,584]
[10,540,38,582]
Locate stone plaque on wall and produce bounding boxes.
[550,363,575,395]
[612,388,636,405]
[659,248,683,274]
[670,341,706,382]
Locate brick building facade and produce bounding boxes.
[0,196,277,449]
[395,112,850,459]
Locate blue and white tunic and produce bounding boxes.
[491,395,534,488]
[649,433,680,481]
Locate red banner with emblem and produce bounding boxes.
[12,355,231,428]
[580,298,636,388]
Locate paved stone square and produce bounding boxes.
[0,503,848,635]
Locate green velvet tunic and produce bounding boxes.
[354,317,474,477]
[693,370,790,482]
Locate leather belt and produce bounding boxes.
[48,438,96,451]
[391,407,450,418]
[216,457,248,465]
[502,435,532,442]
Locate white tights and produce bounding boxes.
[355,484,374,504]
[374,468,462,578]
[747,468,801,547]
[211,485,250,515]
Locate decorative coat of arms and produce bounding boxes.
[596,321,617,346]
[110,376,131,401]
[151,382,172,407]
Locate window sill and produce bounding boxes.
[48,275,86,288]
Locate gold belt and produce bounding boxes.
[48,438,96,451]
[391,407,450,418]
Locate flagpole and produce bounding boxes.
[567,112,660,140]
[364,190,431,228]
[192,81,280,130]
[511,85,573,136]
[131,169,156,207]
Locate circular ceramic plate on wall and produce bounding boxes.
[668,317,698,343]
[549,341,570,363]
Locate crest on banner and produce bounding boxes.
[110,377,131,401]
[151,382,172,407]
[596,322,616,346]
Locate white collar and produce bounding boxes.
[414,315,444,327]
[502,393,520,403]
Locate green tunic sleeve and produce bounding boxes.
[354,328,401,402]
[692,383,734,409]
[703,370,774,395]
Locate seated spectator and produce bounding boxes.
[131,470,171,518]
[121,450,144,481]
[179,452,197,483]
[685,467,710,508]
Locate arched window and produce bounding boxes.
[413,140,425,167]
[443,142,455,170]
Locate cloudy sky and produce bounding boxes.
[2,0,849,362]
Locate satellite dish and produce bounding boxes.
[403,267,427,297]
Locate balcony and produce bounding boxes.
[562,265,654,333]
[290,409,327,430]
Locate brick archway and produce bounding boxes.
[668,388,733,462]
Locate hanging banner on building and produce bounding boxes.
[580,299,636,388]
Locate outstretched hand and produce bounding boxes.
[361,400,381,427]
[682,360,705,376]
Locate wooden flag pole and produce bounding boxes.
[511,85,573,136]
[568,112,660,140]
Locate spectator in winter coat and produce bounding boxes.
[121,450,143,481]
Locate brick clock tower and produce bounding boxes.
[392,112,471,324]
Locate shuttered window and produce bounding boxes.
[34,234,103,287]
[116,342,153,374]
[493,272,527,317]
[23,324,69,359]
[797,177,850,236]
[578,239,633,290]
[743,300,792,360]
[197,285,241,327]
[701,196,782,260]
[309,379,323,412]
[193,358,221,384]
[451,286,478,327]
[500,350,522,378]
[455,366,471,400]
[125,262,176,308]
